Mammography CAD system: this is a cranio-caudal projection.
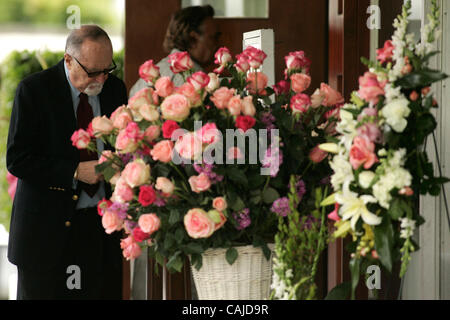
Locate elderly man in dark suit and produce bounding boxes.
[7,25,127,300]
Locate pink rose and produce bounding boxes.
[162,120,180,139]
[241,96,256,116]
[155,177,175,196]
[243,46,267,69]
[150,140,174,163]
[176,82,202,107]
[273,80,290,96]
[91,115,113,137]
[122,159,151,188]
[210,87,235,109]
[110,105,133,130]
[349,136,379,170]
[310,88,325,108]
[376,40,394,64]
[188,173,211,193]
[160,94,190,122]
[138,213,161,235]
[357,108,382,143]
[227,146,244,161]
[358,72,385,105]
[285,51,311,73]
[102,210,124,234]
[290,73,311,93]
[212,197,227,211]
[196,122,221,144]
[206,72,220,92]
[121,236,142,260]
[139,59,160,84]
[71,129,91,149]
[235,52,250,73]
[235,115,256,132]
[132,227,151,243]
[98,150,113,165]
[320,83,344,106]
[214,47,232,66]
[187,71,210,91]
[227,95,242,116]
[309,145,328,163]
[168,51,194,73]
[246,72,268,95]
[144,125,161,143]
[112,177,134,203]
[290,93,311,114]
[139,104,159,122]
[184,208,215,239]
[155,76,175,98]
[174,132,203,160]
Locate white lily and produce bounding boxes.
[335,183,382,230]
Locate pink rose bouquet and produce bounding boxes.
[71,45,343,275]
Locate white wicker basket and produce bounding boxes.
[190,244,275,300]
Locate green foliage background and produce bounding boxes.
[0,49,124,231]
[0,0,122,30]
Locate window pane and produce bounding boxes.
[181,0,269,18]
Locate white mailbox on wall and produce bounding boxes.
[242,29,275,88]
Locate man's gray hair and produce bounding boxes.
[65,25,111,56]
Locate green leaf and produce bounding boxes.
[374,216,394,273]
[185,242,204,254]
[349,258,361,300]
[166,253,184,273]
[395,69,448,88]
[229,195,245,211]
[262,187,280,204]
[388,198,404,220]
[175,228,185,244]
[226,247,238,265]
[164,233,176,251]
[169,209,181,224]
[190,253,203,270]
[227,167,248,186]
[325,281,351,300]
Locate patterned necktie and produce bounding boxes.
[77,93,99,197]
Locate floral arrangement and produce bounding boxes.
[71,44,343,274]
[320,0,447,298]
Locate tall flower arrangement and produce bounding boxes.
[71,45,342,274]
[320,0,447,298]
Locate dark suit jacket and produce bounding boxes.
[7,59,128,270]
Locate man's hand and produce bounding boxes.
[75,160,102,185]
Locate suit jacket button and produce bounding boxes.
[72,195,78,201]
[65,221,71,227]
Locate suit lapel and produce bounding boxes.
[54,59,77,133]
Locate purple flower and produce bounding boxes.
[125,220,138,232]
[295,180,306,200]
[118,152,133,166]
[110,202,129,220]
[193,162,224,184]
[302,215,320,231]
[233,208,251,230]
[271,197,290,217]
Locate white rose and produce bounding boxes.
[206,72,220,93]
[359,171,376,189]
[380,98,411,132]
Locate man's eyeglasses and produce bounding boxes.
[72,56,117,78]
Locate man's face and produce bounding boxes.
[191,17,220,66]
[64,38,113,96]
